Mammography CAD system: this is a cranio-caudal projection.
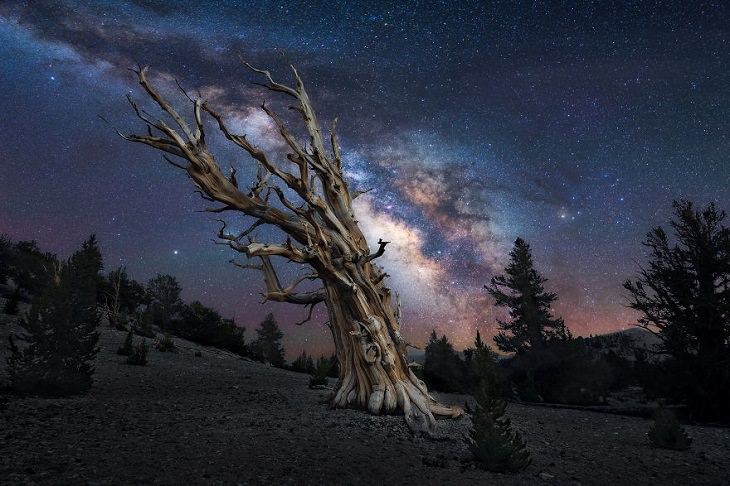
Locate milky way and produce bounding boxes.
[1,1,728,356]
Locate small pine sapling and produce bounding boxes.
[466,331,531,473]
[466,379,531,472]
[648,407,691,450]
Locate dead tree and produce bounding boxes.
[121,63,462,435]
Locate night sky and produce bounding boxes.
[1,1,728,357]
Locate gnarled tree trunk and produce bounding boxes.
[121,62,462,435]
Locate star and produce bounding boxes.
[0,1,727,353]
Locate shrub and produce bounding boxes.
[308,374,328,388]
[174,301,247,356]
[114,314,130,332]
[132,311,155,338]
[3,288,20,315]
[117,329,134,356]
[126,340,148,366]
[157,333,176,352]
[648,407,691,450]
[500,339,611,405]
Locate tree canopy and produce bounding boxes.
[485,237,571,354]
[7,235,102,395]
[624,199,730,419]
[253,313,286,368]
[423,330,463,392]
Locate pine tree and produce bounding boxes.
[486,238,571,354]
[253,313,286,367]
[309,355,335,388]
[466,331,531,473]
[423,330,464,392]
[9,240,58,297]
[624,200,730,420]
[146,273,183,329]
[6,235,102,395]
[471,330,498,394]
[291,350,315,374]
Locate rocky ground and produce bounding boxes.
[1,316,729,485]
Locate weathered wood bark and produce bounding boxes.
[121,63,462,435]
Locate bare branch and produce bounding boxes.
[365,238,389,263]
[201,102,302,191]
[199,205,235,214]
[237,219,265,239]
[352,187,374,199]
[228,166,239,188]
[256,256,326,305]
[134,66,197,142]
[241,58,299,99]
[372,271,390,285]
[162,155,188,170]
[330,117,342,169]
[271,186,307,217]
[294,301,321,326]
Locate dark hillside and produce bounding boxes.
[1,302,729,485]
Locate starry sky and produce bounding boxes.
[1,1,728,357]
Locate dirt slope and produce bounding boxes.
[1,319,729,485]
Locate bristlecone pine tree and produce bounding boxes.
[6,235,102,395]
[121,63,462,434]
[466,331,531,472]
[486,237,571,354]
[624,200,730,420]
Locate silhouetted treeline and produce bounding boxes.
[424,200,730,423]
[5,235,102,396]
[1,235,290,372]
[419,329,640,405]
[289,350,338,388]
